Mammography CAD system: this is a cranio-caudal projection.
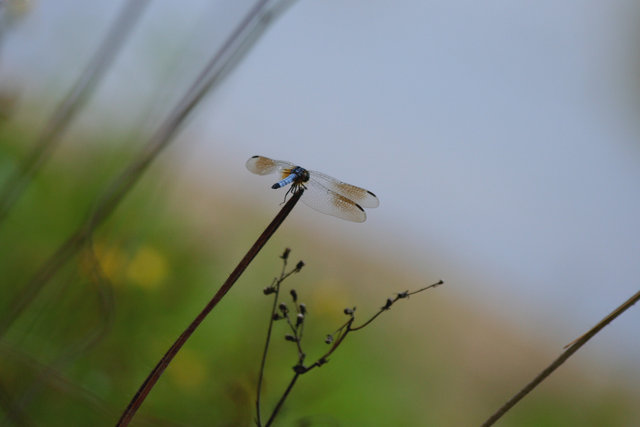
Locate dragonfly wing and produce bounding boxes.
[308,170,379,208]
[301,180,366,222]
[246,156,295,177]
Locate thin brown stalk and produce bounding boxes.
[116,189,303,427]
[480,289,640,427]
[264,373,300,427]
[256,280,281,426]
[256,251,300,426]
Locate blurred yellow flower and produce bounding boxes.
[84,243,126,283]
[168,348,207,391]
[125,246,168,289]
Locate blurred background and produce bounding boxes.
[1,0,639,425]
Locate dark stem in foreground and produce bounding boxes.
[255,249,303,426]
[116,190,303,427]
[480,289,640,427]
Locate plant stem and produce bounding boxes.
[265,373,300,427]
[256,271,287,426]
[116,190,303,427]
[480,289,640,427]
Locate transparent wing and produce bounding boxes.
[246,156,295,177]
[301,180,367,223]
[307,170,379,208]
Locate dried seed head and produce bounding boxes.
[279,303,288,314]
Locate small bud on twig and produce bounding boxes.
[290,289,298,302]
[281,248,291,260]
[295,260,305,271]
[279,303,289,315]
[299,303,307,315]
[382,298,393,310]
[272,313,283,321]
[296,313,304,327]
[263,286,276,295]
[397,291,409,299]
[285,334,297,342]
[343,307,355,316]
[325,334,334,344]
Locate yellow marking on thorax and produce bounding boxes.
[280,168,293,179]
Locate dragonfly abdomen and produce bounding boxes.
[272,174,297,189]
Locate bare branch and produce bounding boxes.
[480,289,640,427]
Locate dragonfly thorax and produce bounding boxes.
[290,166,310,183]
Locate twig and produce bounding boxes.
[116,189,303,427]
[306,280,444,372]
[351,282,443,332]
[480,289,640,427]
[264,373,300,427]
[263,279,444,424]
[256,249,303,426]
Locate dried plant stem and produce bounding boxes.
[480,289,640,427]
[256,255,303,426]
[263,280,443,424]
[265,373,300,427]
[116,190,303,427]
[256,274,286,424]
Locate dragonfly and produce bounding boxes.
[246,155,379,222]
